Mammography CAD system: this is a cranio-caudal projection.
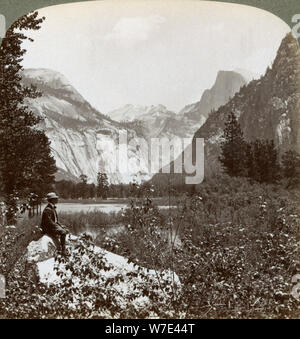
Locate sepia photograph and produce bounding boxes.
[0,0,299,320]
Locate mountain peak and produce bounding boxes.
[215,70,246,83]
[21,67,87,105]
[21,67,107,126]
[22,68,72,89]
[216,69,241,77]
[179,69,247,121]
[272,32,300,74]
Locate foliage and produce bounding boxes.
[281,150,300,188]
[248,139,281,184]
[0,217,42,279]
[218,112,300,187]
[172,189,300,318]
[0,232,179,318]
[97,172,109,199]
[55,180,96,199]
[0,11,56,223]
[102,177,300,318]
[55,179,159,199]
[76,174,90,199]
[0,193,41,225]
[219,112,247,177]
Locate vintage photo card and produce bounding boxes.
[0,0,299,321]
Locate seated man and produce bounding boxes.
[41,192,69,256]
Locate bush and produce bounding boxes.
[100,177,300,318]
[173,192,300,318]
[0,216,42,278]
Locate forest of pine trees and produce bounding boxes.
[219,112,300,186]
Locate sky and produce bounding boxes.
[21,0,291,114]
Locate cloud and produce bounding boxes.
[104,15,166,46]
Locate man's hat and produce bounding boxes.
[46,192,59,200]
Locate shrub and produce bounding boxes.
[103,178,300,318]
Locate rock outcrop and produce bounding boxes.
[179,70,247,122]
[26,235,181,316]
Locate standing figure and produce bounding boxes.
[41,192,69,255]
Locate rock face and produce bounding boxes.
[26,235,181,316]
[179,70,247,122]
[22,69,150,184]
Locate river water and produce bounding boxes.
[42,203,174,214]
[41,203,127,214]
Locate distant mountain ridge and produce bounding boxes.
[21,64,257,184]
[109,104,175,123]
[108,70,249,140]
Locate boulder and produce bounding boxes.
[26,235,181,317]
[27,235,56,263]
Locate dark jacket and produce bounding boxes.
[41,203,62,235]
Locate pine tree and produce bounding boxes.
[281,149,300,188]
[250,140,265,183]
[264,140,281,183]
[219,112,246,177]
[23,131,57,198]
[244,142,255,180]
[97,172,109,199]
[0,12,56,223]
[79,174,88,185]
[250,140,280,184]
[78,174,88,198]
